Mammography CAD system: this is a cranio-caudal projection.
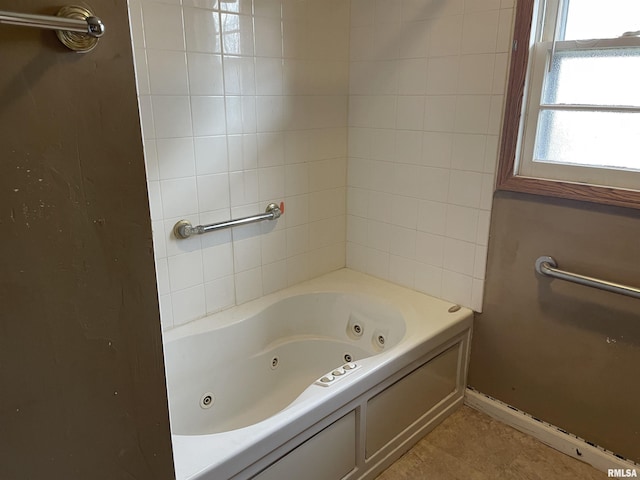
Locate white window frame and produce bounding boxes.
[496,0,640,210]
[517,0,640,190]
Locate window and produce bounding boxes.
[497,0,640,209]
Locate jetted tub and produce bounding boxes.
[164,269,473,480]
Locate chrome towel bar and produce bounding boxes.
[0,5,105,52]
[173,202,284,239]
[535,256,640,300]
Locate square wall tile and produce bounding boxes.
[448,170,483,208]
[389,225,416,258]
[415,231,444,267]
[205,276,236,313]
[202,241,234,281]
[445,204,479,243]
[398,21,430,59]
[262,260,288,295]
[160,177,199,218]
[228,134,258,171]
[254,16,283,57]
[424,95,456,132]
[256,58,284,95]
[261,229,287,265]
[191,96,227,136]
[422,132,453,168]
[235,267,263,304]
[221,13,254,56]
[451,134,486,172]
[428,15,463,57]
[225,95,257,134]
[147,49,189,95]
[188,53,224,95]
[168,250,204,291]
[415,262,442,298]
[197,173,230,211]
[397,95,425,131]
[184,8,221,53]
[309,187,346,221]
[172,285,206,326]
[458,54,496,95]
[443,238,476,276]
[229,170,259,207]
[157,137,196,180]
[454,95,491,134]
[417,200,447,235]
[426,56,460,95]
[152,95,193,138]
[258,166,285,201]
[254,0,282,19]
[441,270,473,306]
[233,236,262,272]
[461,10,499,54]
[143,3,185,51]
[365,248,390,279]
[389,254,415,289]
[224,56,256,95]
[195,136,228,175]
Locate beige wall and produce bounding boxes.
[470,191,640,463]
[0,0,174,478]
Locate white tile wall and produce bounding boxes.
[346,0,514,312]
[131,0,513,327]
[130,0,349,329]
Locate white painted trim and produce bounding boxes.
[464,389,639,474]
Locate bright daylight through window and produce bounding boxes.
[504,0,640,198]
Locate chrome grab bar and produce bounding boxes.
[0,5,105,52]
[173,202,283,239]
[535,256,640,300]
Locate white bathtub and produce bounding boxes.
[164,269,473,480]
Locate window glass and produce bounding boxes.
[563,0,640,41]
[528,1,640,174]
[542,48,640,107]
[534,110,640,170]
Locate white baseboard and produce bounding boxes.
[464,388,639,474]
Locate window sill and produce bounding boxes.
[496,172,640,210]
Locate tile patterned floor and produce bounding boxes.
[376,406,607,479]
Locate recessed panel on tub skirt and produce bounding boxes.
[365,343,460,458]
[253,411,356,480]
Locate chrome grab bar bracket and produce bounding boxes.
[535,255,557,275]
[173,220,195,239]
[174,202,283,239]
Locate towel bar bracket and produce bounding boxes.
[0,5,105,52]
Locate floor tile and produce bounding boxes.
[376,406,607,480]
